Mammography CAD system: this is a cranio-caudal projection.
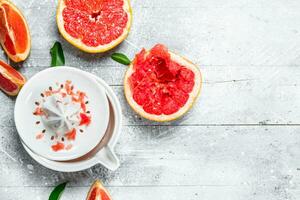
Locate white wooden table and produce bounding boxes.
[1,0,300,199]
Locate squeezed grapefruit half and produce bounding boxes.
[124,44,202,122]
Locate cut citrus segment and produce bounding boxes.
[0,0,31,62]
[0,59,26,96]
[124,44,202,122]
[86,180,112,200]
[56,0,132,53]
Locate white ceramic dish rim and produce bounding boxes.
[22,72,122,172]
[15,67,110,161]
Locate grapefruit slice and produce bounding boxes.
[56,0,132,53]
[0,59,26,96]
[0,0,31,62]
[86,180,112,200]
[124,44,202,122]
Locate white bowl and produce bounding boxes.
[21,72,122,172]
[15,67,110,161]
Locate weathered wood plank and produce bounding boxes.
[1,0,300,68]
[0,125,298,200]
[0,66,299,126]
[0,186,253,200]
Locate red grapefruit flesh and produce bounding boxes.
[0,0,31,62]
[124,44,202,122]
[80,113,91,126]
[0,59,26,96]
[86,180,111,200]
[51,142,65,152]
[65,128,76,140]
[56,0,132,53]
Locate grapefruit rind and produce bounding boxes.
[124,51,202,122]
[0,0,31,62]
[56,0,132,53]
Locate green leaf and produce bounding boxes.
[111,53,131,65]
[49,182,68,200]
[50,41,65,67]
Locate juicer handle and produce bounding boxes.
[97,145,120,171]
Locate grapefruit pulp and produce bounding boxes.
[86,180,111,200]
[0,0,31,62]
[0,59,26,96]
[56,0,132,53]
[124,44,202,122]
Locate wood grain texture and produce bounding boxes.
[1,126,300,199]
[1,66,300,126]
[0,0,300,199]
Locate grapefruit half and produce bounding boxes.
[56,0,132,53]
[86,180,112,200]
[0,0,31,62]
[124,44,202,122]
[0,59,26,96]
